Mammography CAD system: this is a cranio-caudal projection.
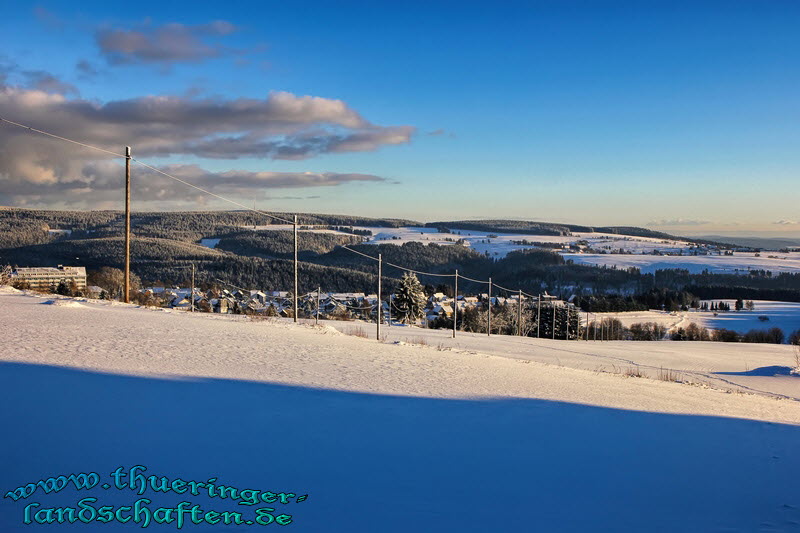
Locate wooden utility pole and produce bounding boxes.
[487,277,492,336]
[552,302,556,340]
[517,289,523,336]
[316,286,320,325]
[190,263,195,313]
[124,146,131,303]
[537,294,541,338]
[586,312,590,340]
[453,270,458,339]
[293,214,298,322]
[377,253,382,340]
[565,304,569,340]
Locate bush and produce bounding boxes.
[790,329,800,346]
[711,328,740,342]
[11,278,31,290]
[741,328,784,344]
[671,323,710,341]
[629,322,668,341]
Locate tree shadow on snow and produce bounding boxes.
[716,365,800,377]
[1,362,799,533]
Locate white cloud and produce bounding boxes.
[0,80,412,206]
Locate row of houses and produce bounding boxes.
[141,286,561,324]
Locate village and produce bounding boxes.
[138,284,564,326]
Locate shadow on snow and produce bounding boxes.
[1,362,799,532]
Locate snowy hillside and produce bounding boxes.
[2,287,800,532]
[235,223,800,274]
[565,251,800,274]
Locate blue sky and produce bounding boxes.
[1,1,798,235]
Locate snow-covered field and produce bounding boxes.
[586,300,800,342]
[565,251,800,274]
[232,224,800,274]
[360,226,697,258]
[698,300,800,336]
[3,287,800,532]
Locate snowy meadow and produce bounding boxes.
[2,287,800,532]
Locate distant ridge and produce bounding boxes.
[0,208,730,247]
[425,219,721,245]
[697,235,800,250]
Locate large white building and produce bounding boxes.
[12,265,87,290]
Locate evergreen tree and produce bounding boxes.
[394,273,426,324]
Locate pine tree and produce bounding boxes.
[394,272,426,324]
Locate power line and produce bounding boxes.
[383,261,455,278]
[492,282,519,294]
[0,117,128,158]
[340,245,380,262]
[456,273,489,284]
[2,116,555,314]
[1,116,297,225]
[132,159,295,225]
[340,245,454,277]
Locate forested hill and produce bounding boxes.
[1,207,700,245]
[0,208,417,248]
[4,207,786,300]
[425,219,692,241]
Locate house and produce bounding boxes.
[426,303,453,322]
[12,265,87,290]
[85,285,105,298]
[249,291,267,304]
[171,296,191,309]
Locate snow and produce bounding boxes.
[40,298,86,308]
[199,238,221,249]
[358,226,800,273]
[698,300,800,337]
[586,301,800,344]
[325,316,800,400]
[564,251,800,274]
[229,224,800,273]
[2,287,800,532]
